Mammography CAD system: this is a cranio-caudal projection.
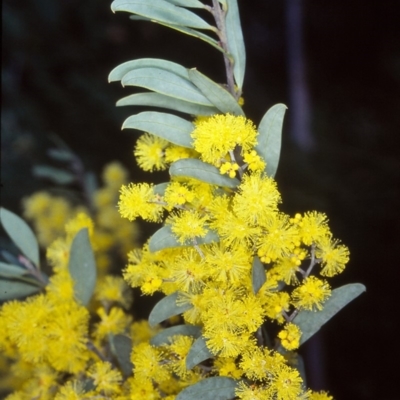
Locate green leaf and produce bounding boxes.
[0,262,28,278]
[169,158,240,188]
[47,148,75,162]
[117,93,219,116]
[146,19,223,53]
[225,0,246,90]
[33,165,76,185]
[188,69,244,116]
[251,256,266,294]
[186,336,214,369]
[0,279,41,301]
[122,111,194,148]
[109,58,189,82]
[111,0,214,30]
[255,104,287,178]
[165,0,205,9]
[176,377,237,400]
[149,225,219,253]
[68,228,97,306]
[0,208,40,267]
[154,182,169,196]
[111,334,133,377]
[148,291,193,327]
[294,283,366,346]
[151,324,202,346]
[121,67,213,106]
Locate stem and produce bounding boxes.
[87,340,108,362]
[210,0,237,98]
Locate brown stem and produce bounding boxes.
[210,0,237,98]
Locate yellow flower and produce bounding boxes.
[95,275,132,309]
[240,345,285,381]
[271,365,304,400]
[191,114,258,165]
[55,381,86,400]
[94,306,131,341]
[278,323,302,350]
[161,335,194,378]
[164,144,198,163]
[214,356,243,379]
[88,361,122,396]
[168,210,208,244]
[65,213,94,243]
[316,236,350,277]
[297,211,331,246]
[118,183,163,222]
[257,213,300,263]
[308,390,334,400]
[233,172,281,226]
[291,276,331,311]
[219,161,239,178]
[134,133,168,171]
[164,181,195,207]
[243,150,266,172]
[102,161,128,189]
[131,342,170,384]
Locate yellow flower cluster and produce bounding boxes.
[116,114,348,399]
[0,213,157,399]
[23,162,139,274]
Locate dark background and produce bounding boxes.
[2,1,400,399]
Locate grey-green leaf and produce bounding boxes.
[121,67,213,106]
[68,228,97,306]
[122,111,194,148]
[0,208,40,268]
[154,182,169,196]
[109,58,189,82]
[225,0,246,90]
[111,0,214,30]
[117,93,219,116]
[169,158,240,188]
[255,104,287,178]
[186,336,214,369]
[149,225,219,253]
[148,291,193,327]
[0,262,28,278]
[176,377,237,400]
[188,69,244,116]
[33,165,76,185]
[151,324,202,346]
[294,283,366,346]
[47,148,75,162]
[0,279,41,301]
[251,256,266,295]
[165,0,205,9]
[111,334,133,377]
[149,20,223,53]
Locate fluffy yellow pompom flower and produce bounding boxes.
[88,361,122,396]
[278,323,302,350]
[316,236,350,277]
[191,114,258,165]
[296,211,331,246]
[271,365,304,400]
[134,133,169,171]
[118,183,163,222]
[131,342,170,384]
[291,276,331,311]
[233,172,281,226]
[168,210,208,244]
